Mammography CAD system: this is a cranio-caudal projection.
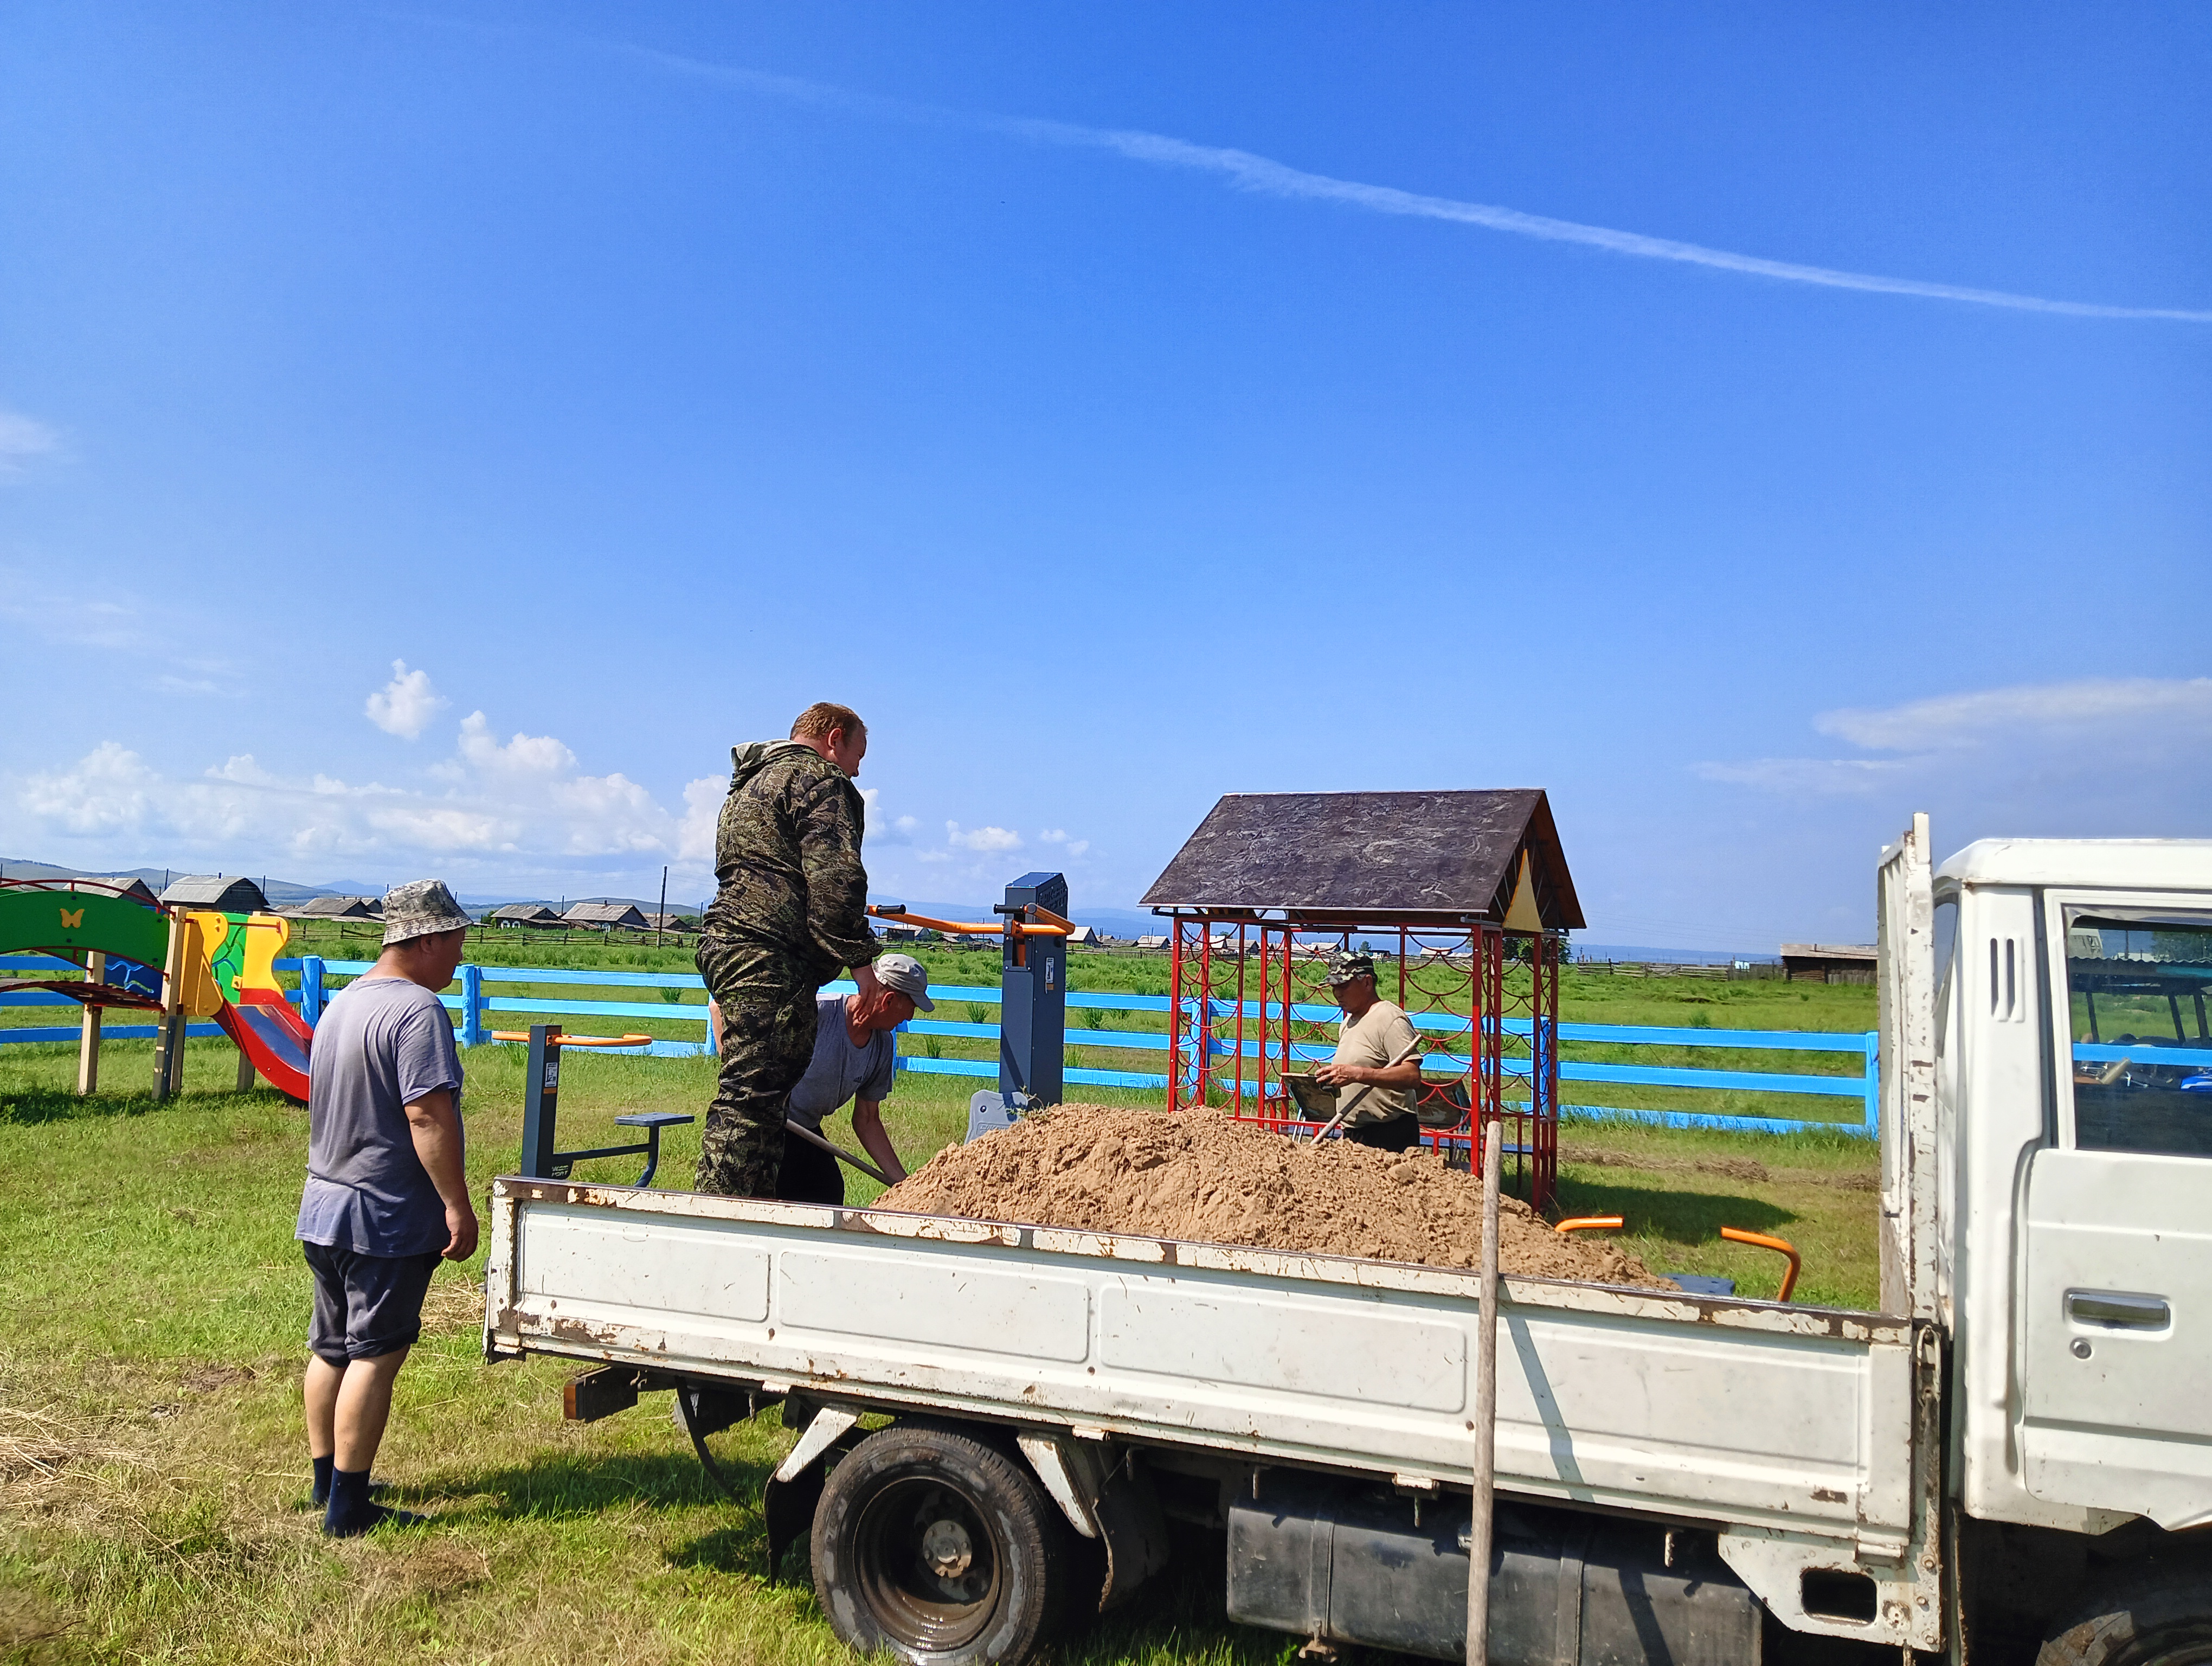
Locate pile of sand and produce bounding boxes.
[877,1106,1673,1289]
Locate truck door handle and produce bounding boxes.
[2066,1291,2171,1330]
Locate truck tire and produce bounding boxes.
[2036,1548,2212,1666]
[811,1422,1070,1666]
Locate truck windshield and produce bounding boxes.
[2066,908,2212,1157]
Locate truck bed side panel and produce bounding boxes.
[488,1183,1915,1550]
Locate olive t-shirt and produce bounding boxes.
[295,975,465,1257]
[1332,999,1419,1124]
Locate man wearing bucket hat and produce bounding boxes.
[773,951,933,1206]
[1310,949,1425,1152]
[294,879,475,1536]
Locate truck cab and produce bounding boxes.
[1924,835,2212,1651]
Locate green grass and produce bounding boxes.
[0,967,1880,1663]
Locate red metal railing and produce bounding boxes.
[1165,913,1558,1208]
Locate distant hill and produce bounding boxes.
[0,857,339,905]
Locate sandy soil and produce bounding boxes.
[876,1105,1673,1289]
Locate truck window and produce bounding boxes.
[2066,908,2212,1157]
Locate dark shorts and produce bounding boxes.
[777,1126,847,1207]
[303,1240,442,1364]
[1345,1113,1422,1154]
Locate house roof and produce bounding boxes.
[296,895,378,918]
[490,903,559,921]
[27,876,160,905]
[1779,943,1877,962]
[1140,790,1584,930]
[562,902,647,926]
[159,875,269,913]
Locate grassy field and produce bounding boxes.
[0,956,1879,1664]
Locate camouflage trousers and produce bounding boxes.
[693,933,822,1199]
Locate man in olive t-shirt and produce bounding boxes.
[1311,950,1425,1152]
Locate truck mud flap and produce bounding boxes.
[1227,1473,1761,1664]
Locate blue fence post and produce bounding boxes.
[300,956,325,1026]
[459,963,485,1047]
[1863,1031,1881,1135]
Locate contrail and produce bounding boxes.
[612,40,2212,325]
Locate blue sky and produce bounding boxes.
[3,4,2207,946]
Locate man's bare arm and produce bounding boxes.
[403,1087,478,1260]
[1313,1055,1424,1090]
[850,1099,908,1186]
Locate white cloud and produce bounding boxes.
[1817,677,2212,752]
[851,788,922,845]
[455,710,575,773]
[947,821,1024,853]
[365,660,449,740]
[11,709,684,868]
[1700,675,2212,804]
[0,409,62,479]
[677,776,723,863]
[1039,827,1090,857]
[628,47,2212,325]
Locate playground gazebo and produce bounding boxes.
[1139,790,1583,1207]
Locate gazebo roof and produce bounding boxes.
[1140,789,1583,930]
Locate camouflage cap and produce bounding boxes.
[1324,949,1377,985]
[381,879,473,946]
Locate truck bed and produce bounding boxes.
[484,1175,1921,1561]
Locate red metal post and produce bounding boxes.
[1233,921,1248,1113]
[1203,925,1221,1106]
[1168,915,1186,1111]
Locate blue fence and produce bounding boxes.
[3,952,1880,1136]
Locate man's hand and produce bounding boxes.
[1313,1061,1361,1088]
[443,1202,480,1262]
[852,959,883,999]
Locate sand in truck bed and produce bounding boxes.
[875,1106,1674,1290]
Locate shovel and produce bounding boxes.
[1304,1034,1425,1149]
[785,1117,896,1187]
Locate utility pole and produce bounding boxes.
[657,866,668,947]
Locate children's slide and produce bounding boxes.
[179,910,313,1101]
[0,882,316,1101]
[214,992,314,1101]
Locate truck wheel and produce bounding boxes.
[2036,1549,2212,1666]
[811,1423,1069,1666]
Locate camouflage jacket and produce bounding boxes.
[702,741,879,983]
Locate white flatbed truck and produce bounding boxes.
[481,819,2212,1664]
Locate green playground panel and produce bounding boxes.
[0,888,170,971]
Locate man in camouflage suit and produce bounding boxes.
[695,702,883,1197]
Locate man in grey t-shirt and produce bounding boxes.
[776,951,932,1205]
[295,879,475,1536]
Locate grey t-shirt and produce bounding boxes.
[786,994,896,1134]
[295,975,465,1257]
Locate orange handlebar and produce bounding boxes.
[1554,1216,1625,1234]
[1720,1228,1801,1302]
[867,905,1070,938]
[489,1031,655,1048]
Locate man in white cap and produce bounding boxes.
[774,950,933,1205]
[294,878,475,1536]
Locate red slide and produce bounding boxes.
[216,991,314,1103]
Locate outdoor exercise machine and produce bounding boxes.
[869,869,1072,1140]
[513,1022,692,1186]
